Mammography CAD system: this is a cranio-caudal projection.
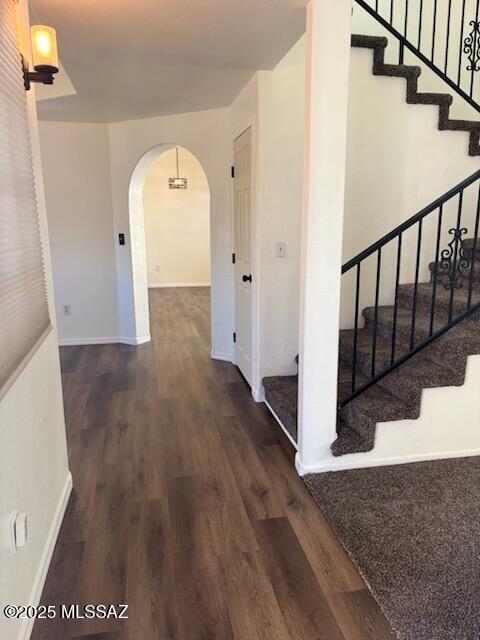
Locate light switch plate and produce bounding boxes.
[275,241,286,258]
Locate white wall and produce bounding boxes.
[228,36,306,395]
[0,2,71,638]
[143,147,210,287]
[256,36,306,382]
[109,108,233,358]
[39,121,119,345]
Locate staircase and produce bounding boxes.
[264,231,480,454]
[352,34,480,156]
[263,2,480,462]
[335,236,480,455]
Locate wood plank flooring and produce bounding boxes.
[32,287,393,640]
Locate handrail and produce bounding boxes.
[342,169,480,274]
[354,0,480,114]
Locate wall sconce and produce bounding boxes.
[23,25,59,91]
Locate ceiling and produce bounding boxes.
[31,0,307,123]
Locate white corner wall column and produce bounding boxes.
[296,0,352,475]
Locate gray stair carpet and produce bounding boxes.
[262,240,480,453]
[304,456,480,640]
[352,34,480,156]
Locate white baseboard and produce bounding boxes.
[59,337,120,346]
[251,384,265,403]
[295,447,480,476]
[265,400,298,451]
[148,282,211,288]
[20,472,73,640]
[119,335,151,346]
[210,350,233,363]
[58,335,151,347]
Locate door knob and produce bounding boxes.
[242,274,252,283]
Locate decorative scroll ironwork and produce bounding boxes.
[439,227,471,289]
[464,21,480,72]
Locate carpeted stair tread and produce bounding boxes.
[408,92,453,106]
[262,375,298,442]
[337,383,418,454]
[351,34,480,156]
[331,420,371,457]
[348,339,462,405]
[398,280,480,316]
[362,301,480,349]
[428,260,480,285]
[464,237,480,253]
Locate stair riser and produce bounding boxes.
[397,287,480,319]
[429,265,480,287]
[362,311,480,366]
[353,348,465,404]
[340,397,420,443]
[363,312,441,351]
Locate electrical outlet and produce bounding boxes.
[15,513,27,548]
[155,265,161,273]
[9,512,27,552]
[63,304,72,316]
[9,512,17,552]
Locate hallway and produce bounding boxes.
[32,288,392,640]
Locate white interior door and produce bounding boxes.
[233,128,253,385]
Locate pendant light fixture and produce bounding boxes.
[169,147,188,190]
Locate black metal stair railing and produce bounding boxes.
[355,0,480,113]
[340,169,480,408]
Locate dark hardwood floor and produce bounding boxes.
[32,287,393,640]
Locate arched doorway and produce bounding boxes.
[128,144,211,344]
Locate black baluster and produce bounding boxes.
[352,263,361,393]
[444,0,453,73]
[457,0,467,85]
[431,0,438,62]
[400,0,409,64]
[430,205,443,335]
[371,249,382,379]
[470,0,480,98]
[418,0,424,49]
[410,219,423,350]
[467,184,480,309]
[390,0,394,25]
[391,234,402,365]
[448,190,464,323]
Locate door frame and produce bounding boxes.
[128,143,213,348]
[232,122,261,401]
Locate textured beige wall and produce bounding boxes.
[0,2,70,638]
[143,147,211,286]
